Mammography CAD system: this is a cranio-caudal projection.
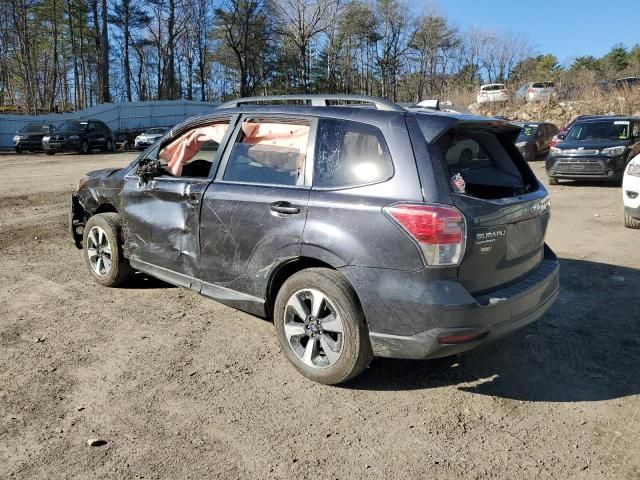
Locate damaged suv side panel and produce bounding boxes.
[70,101,559,385]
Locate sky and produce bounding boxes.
[413,0,640,66]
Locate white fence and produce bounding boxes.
[0,100,220,149]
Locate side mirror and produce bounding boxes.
[557,134,566,140]
[136,159,163,185]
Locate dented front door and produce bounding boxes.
[121,176,209,277]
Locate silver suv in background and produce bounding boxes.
[476,84,509,104]
[516,82,556,102]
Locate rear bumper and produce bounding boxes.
[342,246,559,360]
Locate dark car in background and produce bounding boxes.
[69,94,559,385]
[515,122,558,160]
[546,116,640,184]
[43,119,115,155]
[615,77,640,89]
[13,123,56,153]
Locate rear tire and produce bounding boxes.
[624,211,640,229]
[80,140,89,154]
[105,139,114,152]
[46,151,55,156]
[273,268,373,385]
[82,213,134,287]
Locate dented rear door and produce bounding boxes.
[197,114,314,300]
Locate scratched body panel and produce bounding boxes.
[199,182,310,298]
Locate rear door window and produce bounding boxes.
[222,118,311,186]
[313,118,393,188]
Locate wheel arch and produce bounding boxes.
[265,257,365,323]
[94,202,119,215]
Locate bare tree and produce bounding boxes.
[272,0,339,93]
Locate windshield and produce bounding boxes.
[566,120,630,141]
[145,128,166,135]
[58,120,87,132]
[19,124,49,134]
[520,125,539,137]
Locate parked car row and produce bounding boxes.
[480,111,640,229]
[477,77,640,105]
[543,114,640,229]
[12,121,168,154]
[477,81,557,104]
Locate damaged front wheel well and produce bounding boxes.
[94,203,118,215]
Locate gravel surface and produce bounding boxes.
[1,151,639,479]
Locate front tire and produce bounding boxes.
[624,211,640,229]
[82,213,133,287]
[274,268,373,385]
[80,140,89,154]
[104,139,114,152]
[549,177,559,185]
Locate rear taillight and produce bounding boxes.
[528,88,534,94]
[384,203,466,266]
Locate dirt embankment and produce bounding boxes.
[470,92,640,127]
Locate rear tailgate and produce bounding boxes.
[415,115,550,293]
[453,191,550,293]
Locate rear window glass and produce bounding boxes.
[521,125,539,136]
[439,129,536,199]
[482,84,505,91]
[313,119,393,188]
[532,82,554,88]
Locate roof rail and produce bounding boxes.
[217,94,405,112]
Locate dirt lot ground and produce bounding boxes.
[1,151,639,480]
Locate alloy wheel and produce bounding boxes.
[86,226,112,277]
[284,289,344,368]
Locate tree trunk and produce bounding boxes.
[123,0,132,102]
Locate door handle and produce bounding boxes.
[270,201,300,215]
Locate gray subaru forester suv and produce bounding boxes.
[70,95,559,385]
